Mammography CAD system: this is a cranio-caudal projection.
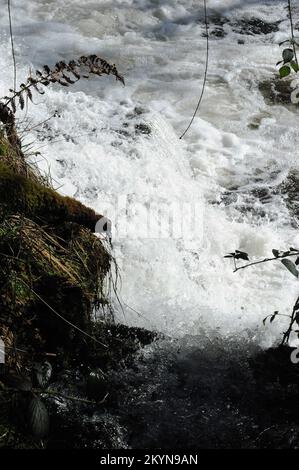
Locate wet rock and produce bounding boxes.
[135,123,151,135]
[86,370,107,400]
[278,170,299,218]
[259,78,293,105]
[232,18,280,35]
[250,346,299,386]
[201,14,228,39]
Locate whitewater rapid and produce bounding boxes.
[1,0,299,345]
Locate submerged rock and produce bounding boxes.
[259,78,293,106]
[232,18,280,35]
[278,170,299,219]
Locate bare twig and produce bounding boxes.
[288,0,299,67]
[281,293,299,345]
[7,0,17,92]
[38,389,109,406]
[233,252,299,273]
[228,247,299,345]
[180,0,209,139]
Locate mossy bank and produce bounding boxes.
[0,132,156,448]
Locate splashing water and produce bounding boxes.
[1,0,299,346]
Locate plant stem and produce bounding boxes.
[7,0,16,92]
[281,292,299,345]
[288,0,299,67]
[233,252,299,273]
[38,389,109,406]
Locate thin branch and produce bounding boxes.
[180,0,209,139]
[233,252,299,273]
[7,0,17,92]
[281,293,299,345]
[38,389,109,406]
[288,0,299,67]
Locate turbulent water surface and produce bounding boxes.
[1,0,299,448]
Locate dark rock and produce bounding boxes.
[258,78,293,105]
[86,369,107,400]
[232,18,280,35]
[135,123,151,135]
[278,169,299,218]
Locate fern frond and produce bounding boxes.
[2,55,125,113]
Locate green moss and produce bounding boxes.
[0,137,114,446]
[0,162,102,230]
[0,142,9,157]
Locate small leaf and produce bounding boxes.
[10,98,16,113]
[291,61,299,72]
[270,311,278,323]
[62,73,75,84]
[279,65,291,78]
[26,88,33,102]
[235,250,249,261]
[70,69,81,80]
[31,82,45,94]
[281,258,299,278]
[272,249,280,258]
[282,48,294,63]
[19,93,25,110]
[282,251,291,257]
[43,65,51,74]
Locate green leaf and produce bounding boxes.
[234,250,249,261]
[279,65,291,78]
[281,258,299,278]
[270,311,278,323]
[291,61,299,72]
[282,48,294,63]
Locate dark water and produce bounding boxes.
[46,334,299,449]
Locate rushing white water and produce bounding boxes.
[1,0,299,345]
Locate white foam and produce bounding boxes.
[0,0,298,345]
